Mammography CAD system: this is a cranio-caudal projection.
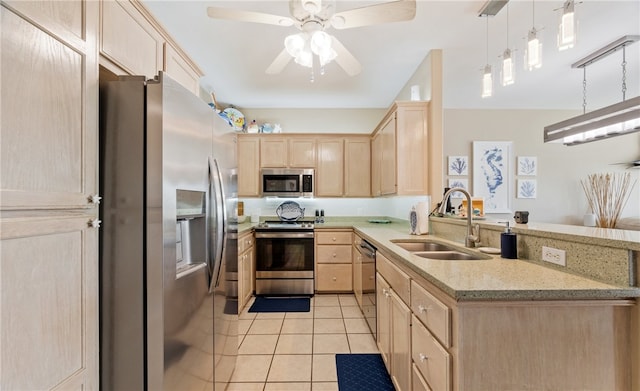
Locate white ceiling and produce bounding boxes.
[143,0,640,110]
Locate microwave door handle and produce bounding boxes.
[208,157,226,293]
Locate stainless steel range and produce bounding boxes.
[254,220,315,295]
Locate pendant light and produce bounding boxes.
[544,36,640,145]
[501,3,515,86]
[481,15,493,98]
[525,0,542,70]
[557,0,577,51]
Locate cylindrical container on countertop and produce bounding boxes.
[500,221,517,259]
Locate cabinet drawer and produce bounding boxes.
[316,245,352,263]
[376,253,410,305]
[412,314,451,391]
[238,233,254,253]
[316,264,352,292]
[411,280,451,347]
[412,363,432,391]
[315,231,352,245]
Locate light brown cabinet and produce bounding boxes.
[371,101,434,197]
[238,134,370,198]
[316,138,344,197]
[100,0,202,94]
[238,231,254,312]
[315,230,353,292]
[376,252,412,391]
[1,1,100,389]
[237,136,260,197]
[344,137,371,197]
[377,248,634,391]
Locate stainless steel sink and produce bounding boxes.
[413,251,487,260]
[391,240,457,252]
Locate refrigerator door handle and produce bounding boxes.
[208,157,226,293]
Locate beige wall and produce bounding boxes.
[443,108,640,225]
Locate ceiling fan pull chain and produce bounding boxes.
[621,45,627,101]
[582,67,587,114]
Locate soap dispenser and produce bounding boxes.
[500,221,517,259]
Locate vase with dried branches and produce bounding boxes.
[580,172,637,228]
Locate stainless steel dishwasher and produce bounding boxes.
[358,239,377,336]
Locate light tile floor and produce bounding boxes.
[228,294,379,391]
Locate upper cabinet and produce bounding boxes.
[100,0,202,94]
[371,101,435,197]
[237,134,370,198]
[260,136,316,168]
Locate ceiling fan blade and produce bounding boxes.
[207,6,294,27]
[330,0,416,30]
[331,36,361,76]
[266,49,293,74]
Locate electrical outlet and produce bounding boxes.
[542,246,566,266]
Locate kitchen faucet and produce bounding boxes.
[437,187,480,248]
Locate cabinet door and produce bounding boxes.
[164,42,200,95]
[380,114,397,195]
[1,3,98,210]
[288,137,316,167]
[391,290,412,391]
[100,0,163,78]
[396,103,429,195]
[376,273,392,371]
[238,136,260,197]
[260,137,288,168]
[239,246,254,312]
[1,214,99,390]
[344,137,371,197]
[316,138,344,197]
[316,264,352,292]
[371,132,382,196]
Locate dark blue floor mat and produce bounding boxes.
[248,296,310,312]
[336,354,395,391]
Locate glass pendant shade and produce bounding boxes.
[502,49,515,86]
[525,28,542,70]
[285,34,306,57]
[310,31,331,55]
[294,49,313,68]
[482,65,493,98]
[558,0,576,50]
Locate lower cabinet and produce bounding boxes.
[315,229,352,292]
[378,249,633,391]
[376,251,412,391]
[238,231,254,312]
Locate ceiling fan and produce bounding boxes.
[207,0,416,77]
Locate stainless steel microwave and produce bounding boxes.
[261,168,314,198]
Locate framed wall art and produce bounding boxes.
[447,178,468,198]
[517,156,537,176]
[518,179,537,198]
[448,156,469,175]
[472,141,512,213]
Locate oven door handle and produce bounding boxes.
[255,232,315,239]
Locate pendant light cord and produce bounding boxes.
[622,46,627,101]
[485,15,489,65]
[582,67,587,114]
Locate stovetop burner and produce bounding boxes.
[256,220,315,230]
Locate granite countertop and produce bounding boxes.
[236,217,640,301]
[353,224,640,301]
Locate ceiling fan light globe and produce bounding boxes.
[285,33,306,57]
[310,31,332,55]
[295,50,313,68]
[319,48,337,66]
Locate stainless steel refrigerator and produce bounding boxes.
[99,72,237,390]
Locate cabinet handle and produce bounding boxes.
[88,194,102,204]
[88,218,101,228]
[332,277,337,281]
[332,237,336,241]
[419,353,428,362]
[332,253,337,258]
